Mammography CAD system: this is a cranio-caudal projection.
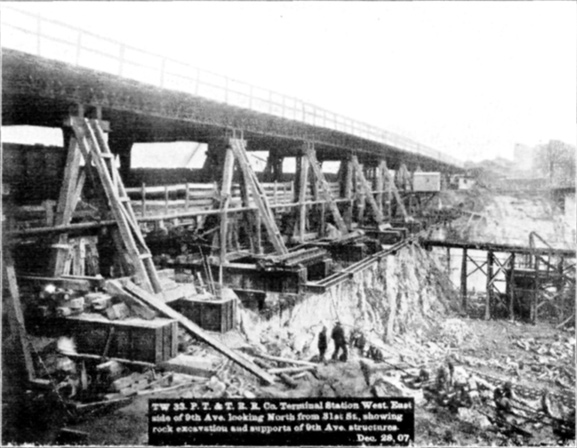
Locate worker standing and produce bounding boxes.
[317,326,328,362]
[331,321,348,362]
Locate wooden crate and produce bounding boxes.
[64,313,178,364]
[171,296,237,333]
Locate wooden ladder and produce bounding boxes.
[303,142,348,235]
[70,118,162,293]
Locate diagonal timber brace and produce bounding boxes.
[351,155,385,225]
[68,117,162,293]
[228,138,288,255]
[303,142,348,235]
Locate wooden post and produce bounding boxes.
[3,249,36,383]
[185,182,190,210]
[382,165,408,220]
[294,154,309,240]
[485,251,493,320]
[352,155,384,225]
[164,185,169,216]
[533,256,540,324]
[273,181,278,205]
[385,163,393,220]
[255,213,263,254]
[50,138,83,276]
[229,138,287,254]
[219,147,235,267]
[356,166,366,225]
[376,160,385,215]
[304,143,348,235]
[508,253,516,319]
[344,158,354,228]
[558,257,565,323]
[461,248,468,310]
[141,183,147,217]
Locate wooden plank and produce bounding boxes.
[122,281,275,384]
[344,158,354,228]
[485,251,493,320]
[294,155,309,240]
[50,138,84,276]
[3,249,36,382]
[220,147,235,265]
[508,253,516,319]
[376,160,385,215]
[461,248,468,310]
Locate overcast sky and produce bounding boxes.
[2,1,576,163]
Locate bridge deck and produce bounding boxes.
[2,47,462,172]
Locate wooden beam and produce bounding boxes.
[533,256,540,324]
[376,160,385,215]
[120,280,276,385]
[381,164,409,220]
[508,253,516,319]
[343,158,354,228]
[352,155,384,225]
[303,142,348,235]
[485,251,493,320]
[219,147,235,265]
[229,138,288,255]
[50,138,84,276]
[294,154,309,240]
[3,249,36,383]
[461,248,468,310]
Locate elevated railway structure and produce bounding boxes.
[2,7,467,299]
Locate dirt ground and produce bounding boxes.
[5,314,572,446]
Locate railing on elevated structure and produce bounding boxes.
[1,6,464,169]
[126,180,342,218]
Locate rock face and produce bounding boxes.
[239,243,459,361]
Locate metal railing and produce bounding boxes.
[1,6,464,168]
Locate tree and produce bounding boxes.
[533,140,576,187]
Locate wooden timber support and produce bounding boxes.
[343,158,354,228]
[460,248,468,310]
[68,117,162,293]
[485,251,493,320]
[3,248,36,383]
[426,239,575,322]
[351,155,385,225]
[507,253,516,318]
[219,146,235,266]
[303,142,348,235]
[293,153,310,241]
[382,163,409,220]
[375,160,386,216]
[49,137,86,276]
[228,137,288,254]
